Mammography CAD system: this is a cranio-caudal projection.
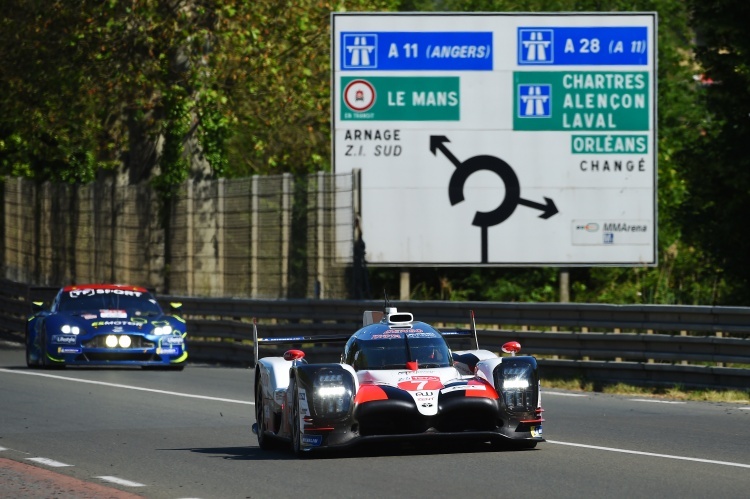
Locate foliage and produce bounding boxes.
[219,0,399,177]
[0,1,399,188]
[678,0,750,304]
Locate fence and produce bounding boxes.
[1,173,361,299]
[1,278,748,390]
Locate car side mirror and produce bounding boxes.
[31,301,45,313]
[170,302,183,313]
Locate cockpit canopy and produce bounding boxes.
[343,322,452,371]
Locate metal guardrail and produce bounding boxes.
[1,279,749,389]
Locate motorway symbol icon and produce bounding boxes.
[430,135,558,263]
[343,34,377,69]
[519,29,553,64]
[518,84,551,118]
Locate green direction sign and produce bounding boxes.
[513,71,650,131]
[341,76,460,121]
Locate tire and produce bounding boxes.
[39,328,50,369]
[256,382,272,450]
[25,328,37,368]
[39,328,64,370]
[290,378,304,456]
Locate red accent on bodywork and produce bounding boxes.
[466,378,499,398]
[283,349,305,361]
[520,418,545,423]
[406,361,418,371]
[354,384,389,404]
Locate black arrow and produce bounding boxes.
[430,135,461,168]
[518,197,558,219]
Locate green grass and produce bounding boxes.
[543,378,750,404]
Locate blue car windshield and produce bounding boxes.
[57,292,162,316]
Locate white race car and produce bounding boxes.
[252,306,544,455]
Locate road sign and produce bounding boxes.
[332,13,657,266]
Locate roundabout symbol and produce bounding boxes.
[430,135,558,263]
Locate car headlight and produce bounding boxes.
[61,325,80,335]
[153,325,173,335]
[313,370,353,418]
[494,360,538,412]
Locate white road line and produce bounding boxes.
[546,440,750,469]
[629,398,686,404]
[0,368,254,405]
[544,392,588,397]
[27,457,73,467]
[740,407,750,411]
[96,476,146,487]
[0,447,7,451]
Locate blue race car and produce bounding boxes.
[26,284,187,370]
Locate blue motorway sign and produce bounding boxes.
[340,31,493,71]
[517,26,648,66]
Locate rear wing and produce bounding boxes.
[440,310,481,349]
[252,318,350,365]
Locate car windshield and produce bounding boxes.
[354,336,451,370]
[57,290,163,316]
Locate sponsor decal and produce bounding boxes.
[51,335,77,345]
[162,336,184,345]
[69,289,143,299]
[371,333,402,339]
[531,425,543,437]
[81,314,97,320]
[58,347,82,354]
[301,434,323,447]
[414,391,435,397]
[441,384,487,393]
[157,348,178,355]
[384,328,423,334]
[406,332,437,338]
[91,321,143,328]
[100,310,128,319]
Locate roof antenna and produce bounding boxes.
[383,289,390,312]
[470,310,480,350]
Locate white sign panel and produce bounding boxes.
[332,13,657,266]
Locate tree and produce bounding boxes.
[0,0,399,189]
[679,0,750,304]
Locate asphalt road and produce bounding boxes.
[1,342,749,499]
